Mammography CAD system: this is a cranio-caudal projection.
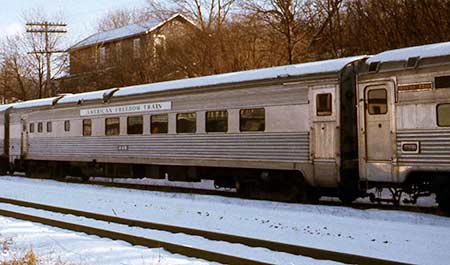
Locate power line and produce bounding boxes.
[26,21,67,98]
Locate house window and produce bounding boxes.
[206,110,228,132]
[153,34,166,56]
[133,38,141,58]
[115,42,122,59]
[240,108,265,132]
[105,117,120,136]
[368,89,388,115]
[127,116,143,135]
[29,123,34,133]
[64,120,71,132]
[177,113,196,133]
[316,93,332,116]
[83,119,92,136]
[151,114,168,134]
[437,104,450,127]
[37,122,43,133]
[46,122,52,133]
[99,46,106,64]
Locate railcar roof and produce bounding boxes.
[113,55,366,98]
[12,97,60,110]
[367,41,450,64]
[57,88,117,104]
[0,104,15,112]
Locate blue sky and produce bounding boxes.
[0,0,147,47]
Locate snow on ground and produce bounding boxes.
[0,216,209,265]
[0,176,449,265]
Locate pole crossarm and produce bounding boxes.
[26,21,67,98]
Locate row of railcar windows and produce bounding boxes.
[27,108,266,136]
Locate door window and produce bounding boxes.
[367,89,387,115]
[316,93,332,116]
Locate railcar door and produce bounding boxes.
[363,84,394,181]
[311,86,339,187]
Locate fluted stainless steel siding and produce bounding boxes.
[27,132,310,162]
[397,129,450,164]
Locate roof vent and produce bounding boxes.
[368,62,380,73]
[406,57,419,69]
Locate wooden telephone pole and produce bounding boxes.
[26,22,66,98]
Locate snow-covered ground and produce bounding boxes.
[0,216,209,265]
[0,176,449,265]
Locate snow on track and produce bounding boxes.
[0,215,209,265]
[0,176,449,265]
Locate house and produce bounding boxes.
[58,13,196,93]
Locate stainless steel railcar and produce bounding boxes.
[1,41,450,209]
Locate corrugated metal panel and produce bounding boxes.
[27,132,309,162]
[397,129,450,164]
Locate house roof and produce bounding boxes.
[69,13,193,51]
[367,41,450,64]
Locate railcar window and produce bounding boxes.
[46,122,52,133]
[29,123,34,133]
[367,89,388,115]
[316,93,332,116]
[37,122,43,133]
[83,119,92,136]
[206,110,228,132]
[64,120,70,132]
[177,113,196,133]
[240,108,265,132]
[435,76,450,89]
[151,114,168,134]
[437,104,450,127]
[127,116,143,135]
[105,117,120,136]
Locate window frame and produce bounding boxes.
[150,114,168,134]
[239,108,265,132]
[83,119,92,136]
[105,117,120,136]
[176,112,197,134]
[46,121,52,133]
[127,115,143,135]
[64,120,71,132]
[437,103,450,127]
[316,93,333,116]
[367,89,388,115]
[37,122,43,133]
[205,110,228,133]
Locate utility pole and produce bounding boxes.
[26,22,66,98]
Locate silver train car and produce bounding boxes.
[1,41,449,210]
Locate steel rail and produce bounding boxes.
[0,208,269,265]
[0,196,410,265]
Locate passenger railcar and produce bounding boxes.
[1,41,450,210]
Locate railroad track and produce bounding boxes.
[69,177,440,215]
[0,196,410,265]
[5,174,442,216]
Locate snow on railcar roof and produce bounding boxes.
[367,41,450,64]
[12,97,61,109]
[58,88,117,104]
[0,104,15,112]
[114,55,366,98]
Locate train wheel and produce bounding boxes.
[434,176,450,214]
[337,184,360,204]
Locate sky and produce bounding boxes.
[0,0,147,48]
